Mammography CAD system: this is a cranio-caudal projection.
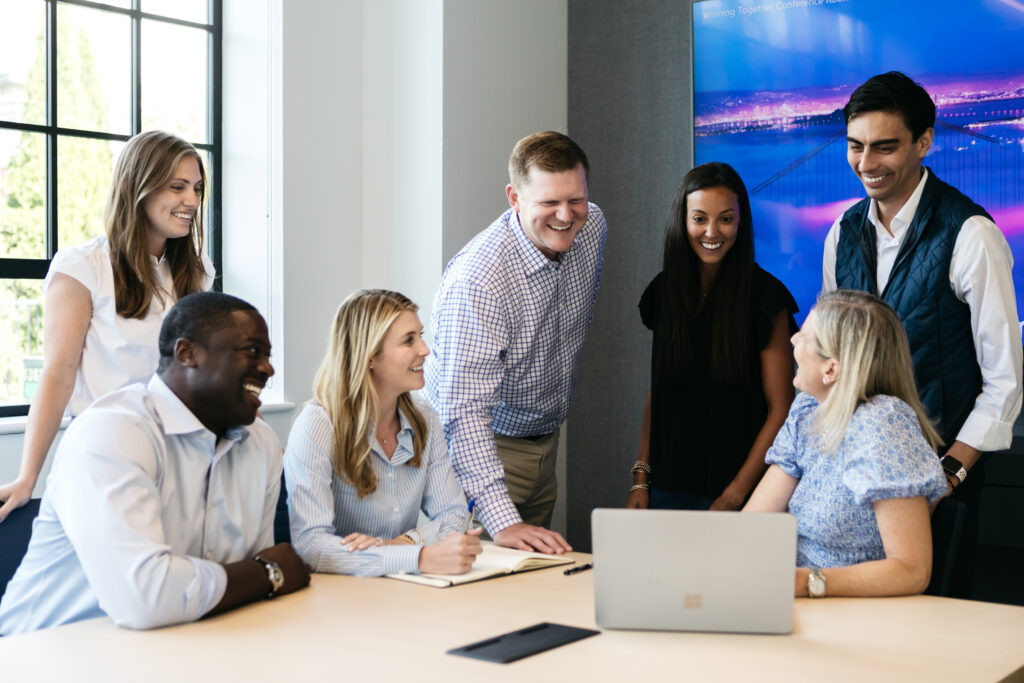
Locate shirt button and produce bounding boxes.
[393,507,400,513]
[387,472,393,478]
[205,552,212,560]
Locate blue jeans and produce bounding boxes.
[649,487,713,510]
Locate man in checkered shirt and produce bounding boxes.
[424,131,607,553]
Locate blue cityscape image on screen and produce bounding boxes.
[692,0,1024,325]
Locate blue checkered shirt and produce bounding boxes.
[424,204,607,534]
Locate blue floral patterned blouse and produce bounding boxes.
[766,392,947,569]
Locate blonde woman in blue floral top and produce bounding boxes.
[745,290,946,597]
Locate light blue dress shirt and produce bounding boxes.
[284,399,467,577]
[767,393,947,569]
[0,376,282,635]
[424,204,606,533]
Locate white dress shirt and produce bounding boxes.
[284,399,467,577]
[44,235,215,416]
[0,376,282,634]
[823,170,1023,452]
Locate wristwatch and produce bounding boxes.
[941,455,967,487]
[807,569,826,598]
[254,554,285,599]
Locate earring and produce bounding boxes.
[369,363,374,370]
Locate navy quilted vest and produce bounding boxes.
[835,169,989,447]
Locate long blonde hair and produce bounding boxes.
[313,289,428,497]
[105,130,208,319]
[811,290,942,453]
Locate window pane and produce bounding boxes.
[142,20,208,143]
[57,4,131,134]
[196,147,213,247]
[0,0,46,125]
[57,136,122,251]
[143,0,208,25]
[0,278,44,407]
[0,129,46,259]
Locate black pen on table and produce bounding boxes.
[564,563,593,576]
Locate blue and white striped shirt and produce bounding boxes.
[424,204,606,533]
[284,399,468,577]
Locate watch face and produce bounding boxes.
[942,455,964,476]
[269,566,284,591]
[808,571,826,597]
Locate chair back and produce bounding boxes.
[0,499,41,599]
[274,472,290,545]
[926,496,967,597]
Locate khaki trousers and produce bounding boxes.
[493,430,560,528]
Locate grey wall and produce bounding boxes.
[566,1,693,550]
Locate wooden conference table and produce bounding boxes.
[3,552,1024,682]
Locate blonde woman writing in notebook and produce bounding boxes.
[745,290,946,597]
[0,131,213,522]
[284,289,482,576]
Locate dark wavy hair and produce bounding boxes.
[843,71,936,142]
[658,161,754,384]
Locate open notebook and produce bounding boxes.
[386,544,574,588]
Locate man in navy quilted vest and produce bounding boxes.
[822,71,1022,599]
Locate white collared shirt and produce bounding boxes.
[0,376,282,634]
[44,235,215,416]
[822,170,1023,452]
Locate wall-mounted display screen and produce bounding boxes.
[692,0,1024,325]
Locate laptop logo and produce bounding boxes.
[683,594,703,609]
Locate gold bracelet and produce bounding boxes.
[629,483,650,493]
[398,534,417,545]
[631,460,651,476]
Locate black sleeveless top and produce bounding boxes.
[638,265,797,496]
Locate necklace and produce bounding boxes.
[375,416,400,447]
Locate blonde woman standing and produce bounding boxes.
[285,289,481,577]
[745,290,947,597]
[0,131,213,521]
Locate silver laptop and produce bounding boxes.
[591,508,797,634]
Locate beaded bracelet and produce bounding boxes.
[631,460,651,476]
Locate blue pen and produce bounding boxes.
[465,498,476,533]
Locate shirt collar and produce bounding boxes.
[868,168,929,242]
[147,375,250,444]
[509,210,564,275]
[370,404,416,465]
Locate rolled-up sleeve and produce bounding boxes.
[949,216,1023,452]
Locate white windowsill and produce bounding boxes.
[0,402,296,436]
